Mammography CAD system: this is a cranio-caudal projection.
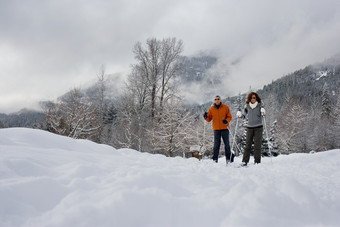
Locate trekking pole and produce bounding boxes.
[201,110,207,160]
[226,122,242,163]
[231,109,241,156]
[231,117,238,154]
[228,125,242,157]
[262,109,273,163]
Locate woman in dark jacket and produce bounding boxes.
[241,92,265,166]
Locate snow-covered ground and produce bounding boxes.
[1,128,340,227]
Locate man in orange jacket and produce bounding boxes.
[203,95,234,163]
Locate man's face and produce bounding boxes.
[214,96,221,105]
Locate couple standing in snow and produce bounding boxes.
[203,92,265,166]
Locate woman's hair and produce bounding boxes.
[246,92,261,104]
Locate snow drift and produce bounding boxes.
[0,128,339,227]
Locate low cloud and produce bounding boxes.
[1,0,340,112]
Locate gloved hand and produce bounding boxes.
[222,119,228,124]
[203,112,208,119]
[260,107,266,116]
[236,110,242,118]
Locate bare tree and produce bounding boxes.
[277,97,308,153]
[191,115,214,158]
[147,96,194,157]
[112,92,137,149]
[159,38,183,110]
[126,69,151,151]
[45,88,100,140]
[132,37,183,118]
[97,65,106,140]
[133,38,160,118]
[111,37,185,154]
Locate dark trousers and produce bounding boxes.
[213,129,233,163]
[242,126,263,164]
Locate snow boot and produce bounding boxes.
[240,162,248,167]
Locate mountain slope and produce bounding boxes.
[258,57,340,106]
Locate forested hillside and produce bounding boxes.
[224,54,340,154]
[0,109,45,128]
[190,54,340,155]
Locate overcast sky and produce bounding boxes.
[1,0,340,113]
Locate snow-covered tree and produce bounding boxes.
[112,93,137,149]
[125,68,151,152]
[334,93,340,147]
[262,93,278,133]
[277,97,308,154]
[110,37,184,154]
[236,92,243,109]
[313,82,336,151]
[191,114,214,158]
[46,88,100,140]
[321,82,332,121]
[96,65,106,141]
[100,103,117,146]
[147,96,194,157]
[269,119,279,155]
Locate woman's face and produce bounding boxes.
[251,95,257,104]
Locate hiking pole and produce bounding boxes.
[231,117,238,155]
[228,125,242,157]
[201,110,208,160]
[231,109,241,156]
[226,122,242,164]
[262,108,273,163]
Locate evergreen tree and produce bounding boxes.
[321,82,332,121]
[270,120,279,155]
[317,82,335,151]
[332,93,340,147]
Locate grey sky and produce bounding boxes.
[1,0,340,113]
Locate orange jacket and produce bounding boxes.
[206,103,232,130]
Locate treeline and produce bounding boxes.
[0,110,45,128]
[2,38,340,157]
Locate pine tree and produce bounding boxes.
[269,120,279,155]
[236,92,242,109]
[317,82,335,151]
[321,83,332,121]
[333,93,340,147]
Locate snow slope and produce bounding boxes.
[0,128,340,227]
